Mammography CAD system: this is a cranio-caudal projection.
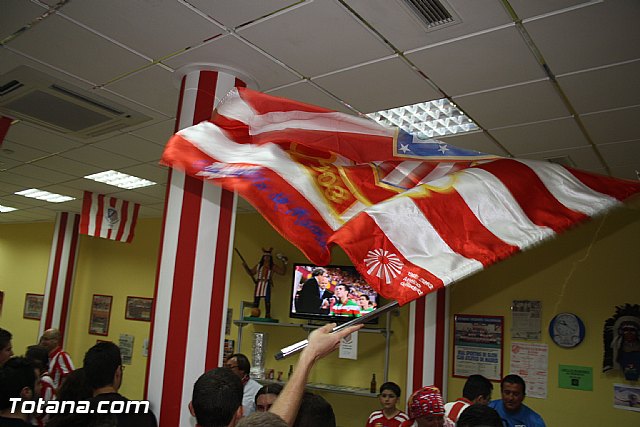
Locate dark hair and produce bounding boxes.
[379,381,401,398]
[255,382,283,405]
[463,374,493,401]
[0,328,12,350]
[456,403,503,427]
[83,342,122,389]
[237,412,287,427]
[0,357,36,410]
[228,353,251,375]
[293,392,335,427]
[501,374,526,395]
[57,368,93,403]
[192,368,243,427]
[25,345,50,372]
[311,268,326,277]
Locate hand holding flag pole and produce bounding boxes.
[275,300,399,360]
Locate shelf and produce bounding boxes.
[257,379,377,398]
[234,319,391,335]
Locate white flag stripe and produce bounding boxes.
[383,161,426,186]
[88,192,99,236]
[367,196,483,285]
[180,122,345,230]
[218,88,394,138]
[120,201,135,242]
[421,292,439,386]
[453,168,555,248]
[418,162,457,184]
[518,159,620,215]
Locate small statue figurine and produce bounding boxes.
[603,304,640,381]
[236,247,288,318]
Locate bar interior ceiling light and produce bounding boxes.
[84,170,156,189]
[0,204,17,212]
[366,98,479,138]
[15,189,75,203]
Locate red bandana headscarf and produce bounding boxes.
[407,386,445,420]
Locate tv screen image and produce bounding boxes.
[289,263,380,323]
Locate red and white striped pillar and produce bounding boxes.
[406,288,450,397]
[39,212,81,345]
[145,66,251,427]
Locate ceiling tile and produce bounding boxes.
[56,0,225,59]
[60,145,141,170]
[0,140,49,163]
[438,131,510,157]
[5,122,84,154]
[525,0,640,74]
[407,26,546,97]
[189,0,302,29]
[313,56,441,113]
[104,65,179,117]
[265,81,355,114]
[557,60,640,114]
[0,170,50,189]
[163,34,299,91]
[490,117,588,156]
[120,163,169,185]
[7,14,150,84]
[92,133,165,163]
[597,140,640,168]
[62,178,124,196]
[237,0,393,76]
[508,0,592,20]
[129,119,176,145]
[519,146,605,173]
[7,163,76,183]
[608,164,640,182]
[344,0,512,52]
[581,106,640,145]
[0,0,47,40]
[453,80,570,129]
[109,190,165,205]
[30,156,101,177]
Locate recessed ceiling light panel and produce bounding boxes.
[84,170,156,190]
[0,204,17,212]
[15,189,75,203]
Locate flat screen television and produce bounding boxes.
[289,263,381,324]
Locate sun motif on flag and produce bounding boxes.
[364,249,404,284]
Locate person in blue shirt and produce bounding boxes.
[489,374,546,427]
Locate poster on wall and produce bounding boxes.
[613,384,640,411]
[510,342,548,398]
[511,300,542,340]
[125,296,153,321]
[453,314,503,381]
[119,334,135,365]
[89,294,112,336]
[558,365,592,391]
[23,293,44,320]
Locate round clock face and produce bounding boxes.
[549,313,585,348]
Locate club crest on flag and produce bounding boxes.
[106,207,119,227]
[79,191,140,243]
[364,249,404,284]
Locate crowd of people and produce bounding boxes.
[0,324,546,427]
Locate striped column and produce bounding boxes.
[145,66,249,427]
[39,212,81,345]
[406,288,450,397]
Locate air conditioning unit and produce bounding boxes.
[0,65,151,138]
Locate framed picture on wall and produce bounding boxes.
[125,296,153,322]
[452,314,504,381]
[23,293,44,320]
[89,294,112,336]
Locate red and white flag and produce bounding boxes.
[79,191,140,243]
[161,88,640,305]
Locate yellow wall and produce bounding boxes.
[1,198,639,426]
[446,199,640,426]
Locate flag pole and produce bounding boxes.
[274,300,400,360]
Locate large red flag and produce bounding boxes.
[79,191,140,243]
[161,88,640,305]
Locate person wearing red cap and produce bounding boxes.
[400,386,454,427]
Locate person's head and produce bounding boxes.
[83,342,123,392]
[462,374,493,404]
[312,268,329,288]
[0,328,13,367]
[190,368,243,427]
[39,328,62,352]
[293,392,336,427]
[25,344,50,374]
[57,368,93,403]
[225,353,250,379]
[334,284,350,302]
[0,357,37,411]
[378,382,401,411]
[456,403,503,427]
[254,383,283,412]
[236,412,287,427]
[620,321,639,343]
[358,295,370,309]
[500,374,526,413]
[407,386,446,427]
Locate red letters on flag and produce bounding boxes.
[161,88,640,305]
[79,191,140,243]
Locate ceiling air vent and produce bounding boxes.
[400,0,457,29]
[0,65,151,138]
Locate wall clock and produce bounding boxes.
[549,312,585,348]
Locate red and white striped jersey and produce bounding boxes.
[366,409,409,427]
[49,347,74,389]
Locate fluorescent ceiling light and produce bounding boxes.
[15,189,75,203]
[366,98,479,138]
[84,170,156,189]
[0,204,17,212]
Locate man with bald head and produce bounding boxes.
[39,328,74,389]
